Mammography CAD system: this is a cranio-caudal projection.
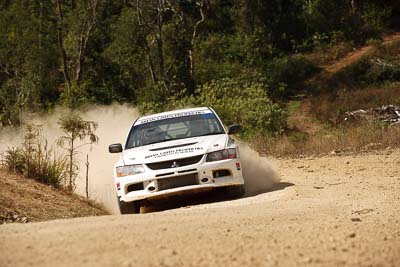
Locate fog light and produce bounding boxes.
[213,170,231,178]
[148,186,156,191]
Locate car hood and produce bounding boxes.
[121,134,228,165]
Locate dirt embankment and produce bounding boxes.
[0,169,108,223]
[1,149,399,267]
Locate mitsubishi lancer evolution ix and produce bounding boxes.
[109,107,245,214]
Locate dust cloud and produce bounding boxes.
[0,104,139,214]
[75,104,140,214]
[238,141,280,195]
[0,105,278,214]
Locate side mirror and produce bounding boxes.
[109,143,123,153]
[227,124,241,135]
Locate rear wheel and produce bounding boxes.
[118,198,141,214]
[225,185,245,199]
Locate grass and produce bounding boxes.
[311,83,400,123]
[255,120,400,157]
[1,124,68,188]
[308,38,400,124]
[267,83,400,157]
[287,100,301,115]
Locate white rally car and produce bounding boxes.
[109,107,245,214]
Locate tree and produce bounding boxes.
[0,1,59,126]
[103,7,147,103]
[57,113,99,192]
[56,0,99,107]
[135,0,207,94]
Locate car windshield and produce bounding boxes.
[126,112,225,148]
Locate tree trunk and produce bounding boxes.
[56,0,71,91]
[156,0,165,80]
[186,0,205,94]
[75,18,88,85]
[85,154,89,199]
[146,45,158,84]
[136,0,158,84]
[39,0,42,50]
[350,0,356,15]
[75,0,98,85]
[69,139,74,191]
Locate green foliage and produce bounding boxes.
[336,58,400,86]
[264,56,321,100]
[360,2,392,37]
[60,81,92,109]
[193,78,287,137]
[286,100,301,115]
[0,0,399,133]
[2,124,67,187]
[139,78,288,137]
[0,1,61,125]
[194,33,274,85]
[3,147,25,174]
[137,82,189,115]
[0,84,20,126]
[101,7,146,103]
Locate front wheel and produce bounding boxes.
[118,198,141,214]
[225,185,245,199]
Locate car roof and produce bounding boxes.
[135,107,212,125]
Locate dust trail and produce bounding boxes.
[0,104,139,214]
[75,104,140,214]
[238,141,280,195]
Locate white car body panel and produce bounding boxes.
[112,107,245,203]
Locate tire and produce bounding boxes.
[118,198,141,214]
[225,185,245,199]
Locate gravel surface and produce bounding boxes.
[1,149,399,267]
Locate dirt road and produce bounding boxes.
[1,150,399,267]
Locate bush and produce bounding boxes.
[2,124,67,187]
[0,84,21,127]
[139,78,287,138]
[264,56,320,100]
[335,58,400,87]
[137,82,189,115]
[3,147,25,173]
[192,78,287,138]
[60,82,93,109]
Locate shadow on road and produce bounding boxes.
[141,182,295,214]
[245,182,295,197]
[141,188,226,213]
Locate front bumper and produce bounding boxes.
[115,155,244,202]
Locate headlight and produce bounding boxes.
[116,165,145,177]
[206,148,237,162]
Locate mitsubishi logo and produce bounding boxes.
[171,161,179,168]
